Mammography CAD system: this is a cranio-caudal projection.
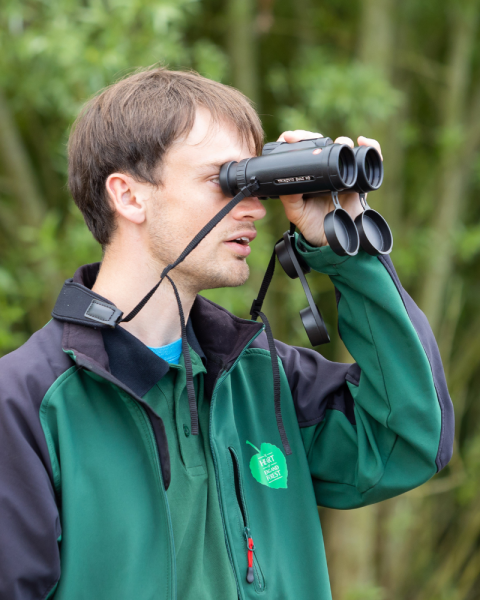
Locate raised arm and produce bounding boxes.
[280,238,454,509]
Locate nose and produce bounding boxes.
[230,195,267,222]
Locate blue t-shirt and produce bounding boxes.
[148,338,182,364]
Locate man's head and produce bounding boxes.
[68,67,266,292]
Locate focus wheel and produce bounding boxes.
[236,158,251,192]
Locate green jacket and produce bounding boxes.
[0,241,453,599]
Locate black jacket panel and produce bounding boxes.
[0,319,72,599]
[251,333,359,427]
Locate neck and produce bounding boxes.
[92,243,197,348]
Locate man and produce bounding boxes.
[0,67,453,600]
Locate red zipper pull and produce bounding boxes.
[244,527,255,583]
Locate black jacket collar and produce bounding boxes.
[53,262,263,397]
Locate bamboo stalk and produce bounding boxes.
[225,0,260,106]
[0,90,46,227]
[418,0,480,335]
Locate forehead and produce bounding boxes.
[165,106,256,169]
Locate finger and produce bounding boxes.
[357,136,383,159]
[278,192,305,210]
[278,130,323,144]
[276,131,291,142]
[277,193,307,229]
[334,136,354,148]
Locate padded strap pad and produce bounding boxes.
[52,280,123,328]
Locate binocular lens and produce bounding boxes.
[337,146,356,188]
[353,146,384,193]
[365,155,371,180]
[366,149,382,188]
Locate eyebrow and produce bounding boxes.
[194,151,255,175]
[201,162,224,170]
[194,160,237,175]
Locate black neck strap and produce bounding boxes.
[250,223,296,321]
[249,227,294,457]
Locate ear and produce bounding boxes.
[105,173,148,225]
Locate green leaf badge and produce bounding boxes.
[246,441,288,489]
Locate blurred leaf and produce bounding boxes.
[272,51,404,135]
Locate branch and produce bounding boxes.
[396,51,447,83]
[449,318,480,392]
[465,80,480,153]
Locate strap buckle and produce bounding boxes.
[250,298,263,320]
[84,299,123,327]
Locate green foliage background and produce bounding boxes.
[1,0,480,597]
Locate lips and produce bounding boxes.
[230,236,251,245]
[223,231,256,257]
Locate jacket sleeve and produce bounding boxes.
[283,235,454,509]
[0,327,64,599]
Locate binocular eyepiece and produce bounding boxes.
[220,136,392,257]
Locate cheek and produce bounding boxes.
[168,185,223,229]
[158,192,222,250]
[149,174,232,259]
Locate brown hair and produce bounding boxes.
[68,67,264,246]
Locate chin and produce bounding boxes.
[202,259,250,290]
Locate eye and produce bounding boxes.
[210,176,220,185]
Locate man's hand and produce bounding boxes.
[277,130,383,247]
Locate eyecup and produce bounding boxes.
[300,306,330,346]
[275,238,311,279]
[219,160,237,197]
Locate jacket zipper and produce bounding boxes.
[208,326,264,599]
[229,448,265,591]
[244,527,255,584]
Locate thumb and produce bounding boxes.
[279,193,305,223]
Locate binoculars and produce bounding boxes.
[219,136,392,257]
[221,136,393,347]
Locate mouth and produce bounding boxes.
[223,232,256,257]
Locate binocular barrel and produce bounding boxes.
[219,137,383,199]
